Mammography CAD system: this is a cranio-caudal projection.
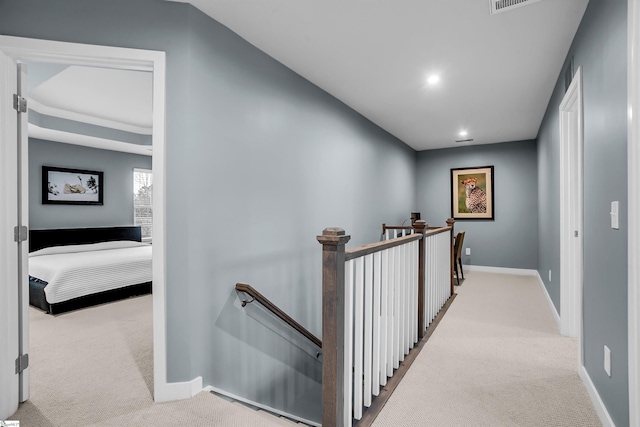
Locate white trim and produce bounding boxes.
[17,62,30,403]
[535,271,561,330]
[0,36,185,403]
[0,49,20,421]
[155,376,203,403]
[579,366,616,427]
[559,66,584,344]
[28,123,152,156]
[628,0,640,424]
[28,98,152,135]
[464,264,539,276]
[204,385,321,427]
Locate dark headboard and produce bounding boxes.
[29,226,142,252]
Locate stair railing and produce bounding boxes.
[318,218,455,427]
[235,283,322,350]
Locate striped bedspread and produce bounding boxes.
[29,240,152,304]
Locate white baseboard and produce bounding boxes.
[204,385,320,427]
[579,366,616,427]
[535,271,561,331]
[464,264,539,276]
[154,376,203,403]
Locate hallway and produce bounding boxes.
[372,271,601,427]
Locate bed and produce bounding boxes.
[28,226,152,314]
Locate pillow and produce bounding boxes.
[29,240,149,258]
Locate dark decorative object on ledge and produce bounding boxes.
[42,165,104,205]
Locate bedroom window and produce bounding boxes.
[133,168,153,242]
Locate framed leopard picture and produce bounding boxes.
[451,166,494,220]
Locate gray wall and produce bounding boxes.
[29,138,152,229]
[1,1,416,422]
[416,140,538,270]
[537,0,629,424]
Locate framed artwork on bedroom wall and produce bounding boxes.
[42,166,104,205]
[451,165,494,220]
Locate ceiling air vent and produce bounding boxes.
[490,0,542,15]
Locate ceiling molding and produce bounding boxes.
[29,123,152,156]
[28,98,151,135]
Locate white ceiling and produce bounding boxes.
[29,65,152,132]
[26,63,153,155]
[173,0,589,151]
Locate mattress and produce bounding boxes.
[29,240,152,304]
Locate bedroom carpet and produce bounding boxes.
[371,271,602,427]
[10,295,293,427]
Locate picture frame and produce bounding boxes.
[42,166,104,205]
[451,165,494,220]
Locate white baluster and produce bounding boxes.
[393,246,400,369]
[372,251,382,394]
[399,243,406,360]
[386,247,394,377]
[354,257,364,420]
[344,259,354,427]
[411,240,422,343]
[363,254,373,407]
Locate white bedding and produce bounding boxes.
[29,241,152,304]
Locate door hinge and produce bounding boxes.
[13,94,27,113]
[15,354,29,374]
[14,225,28,243]
[574,230,579,237]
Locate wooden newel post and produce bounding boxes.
[317,227,351,427]
[413,219,427,338]
[446,218,455,295]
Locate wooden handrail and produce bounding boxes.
[425,226,451,237]
[383,224,449,234]
[235,283,322,349]
[345,233,423,261]
[381,223,413,235]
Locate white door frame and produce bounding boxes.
[0,49,20,420]
[16,61,29,404]
[559,66,584,352]
[0,35,201,403]
[627,0,640,424]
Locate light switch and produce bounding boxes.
[604,345,612,377]
[610,201,619,229]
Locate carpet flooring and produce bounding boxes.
[371,271,602,427]
[9,295,292,426]
[10,271,602,426]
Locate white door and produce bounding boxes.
[17,61,30,404]
[0,50,20,420]
[559,66,584,344]
[0,50,29,421]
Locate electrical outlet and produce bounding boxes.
[604,345,612,377]
[549,270,552,282]
[465,248,470,256]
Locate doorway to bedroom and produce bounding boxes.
[0,36,172,420]
[25,60,156,417]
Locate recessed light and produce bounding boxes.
[459,130,468,137]
[427,74,440,85]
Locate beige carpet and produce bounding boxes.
[372,271,602,427]
[11,272,602,426]
[10,295,293,426]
